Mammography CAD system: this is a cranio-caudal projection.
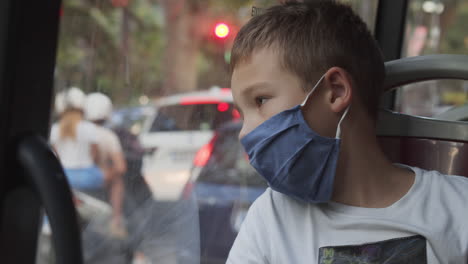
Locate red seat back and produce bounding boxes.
[378,136,468,177]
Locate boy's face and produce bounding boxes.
[231,48,307,139]
[232,47,342,139]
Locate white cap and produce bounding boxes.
[84,92,113,121]
[54,91,66,114]
[55,87,86,114]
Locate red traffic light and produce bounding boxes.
[214,23,230,39]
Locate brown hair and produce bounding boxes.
[230,1,385,120]
[59,110,83,140]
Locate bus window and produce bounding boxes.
[397,0,468,120]
[38,1,380,264]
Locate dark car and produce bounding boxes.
[182,121,267,264]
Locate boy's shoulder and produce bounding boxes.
[415,167,468,236]
[417,165,467,185]
[253,167,468,213]
[418,167,468,202]
[250,167,468,219]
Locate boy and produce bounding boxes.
[227,1,468,263]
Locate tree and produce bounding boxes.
[158,0,258,95]
[55,0,282,104]
[56,0,165,105]
[159,0,206,95]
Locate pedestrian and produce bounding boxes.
[52,88,128,264]
[51,87,104,198]
[84,92,127,237]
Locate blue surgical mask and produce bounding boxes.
[240,75,349,203]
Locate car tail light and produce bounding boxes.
[179,97,221,105]
[193,135,217,167]
[184,134,218,199]
[232,109,241,120]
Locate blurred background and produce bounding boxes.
[38,0,468,264]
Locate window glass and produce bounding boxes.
[39,1,379,263]
[110,106,152,135]
[196,125,268,188]
[150,104,235,132]
[396,0,468,119]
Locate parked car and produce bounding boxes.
[139,87,240,201]
[183,121,267,264]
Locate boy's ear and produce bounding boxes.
[323,67,353,113]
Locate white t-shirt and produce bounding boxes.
[227,166,468,264]
[50,121,98,169]
[94,126,123,167]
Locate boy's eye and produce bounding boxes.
[255,97,269,106]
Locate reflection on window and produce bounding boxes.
[403,0,468,57]
[150,104,234,132]
[398,0,468,119]
[45,1,381,264]
[396,80,468,120]
[197,127,267,188]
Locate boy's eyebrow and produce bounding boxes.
[241,82,271,96]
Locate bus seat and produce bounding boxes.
[377,55,468,177]
[377,110,468,176]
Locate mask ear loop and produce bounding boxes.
[335,106,350,139]
[300,74,326,107]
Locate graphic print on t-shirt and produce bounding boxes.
[318,235,427,264]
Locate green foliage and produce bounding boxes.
[56,0,271,105]
[56,0,164,105]
[440,2,468,55]
[57,0,468,107]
